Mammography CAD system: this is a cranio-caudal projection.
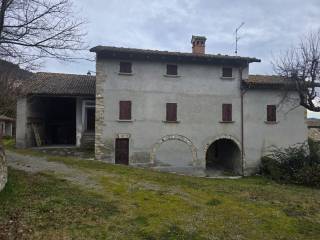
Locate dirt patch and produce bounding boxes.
[6,151,101,191]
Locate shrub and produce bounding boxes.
[261,140,320,187]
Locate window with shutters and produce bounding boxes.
[119,101,132,120]
[222,104,232,122]
[166,103,177,122]
[166,64,178,76]
[266,105,276,122]
[222,67,233,78]
[119,62,132,74]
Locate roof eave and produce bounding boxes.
[90,46,260,64]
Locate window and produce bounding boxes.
[166,64,178,76]
[222,104,232,122]
[119,101,132,120]
[166,103,177,122]
[222,67,233,78]
[267,105,276,122]
[119,62,132,74]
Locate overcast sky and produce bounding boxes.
[43,0,320,116]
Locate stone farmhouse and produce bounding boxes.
[16,36,308,175]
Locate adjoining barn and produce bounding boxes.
[16,73,96,149]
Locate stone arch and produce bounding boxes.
[150,135,197,166]
[204,134,242,174]
[204,134,241,154]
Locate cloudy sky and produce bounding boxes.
[43,0,320,116]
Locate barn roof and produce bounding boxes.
[25,72,96,96]
[0,115,15,122]
[244,75,293,89]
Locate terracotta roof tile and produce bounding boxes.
[25,72,95,96]
[245,75,293,89]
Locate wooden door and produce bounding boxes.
[115,138,129,165]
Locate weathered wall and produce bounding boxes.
[0,146,7,192]
[16,97,46,148]
[96,58,246,171]
[16,97,28,148]
[95,58,308,174]
[243,90,308,174]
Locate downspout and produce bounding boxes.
[240,63,248,176]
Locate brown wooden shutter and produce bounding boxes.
[119,101,131,120]
[167,64,178,75]
[222,104,232,122]
[166,103,177,122]
[120,62,132,73]
[267,105,276,122]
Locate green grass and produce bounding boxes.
[0,169,119,239]
[1,143,320,239]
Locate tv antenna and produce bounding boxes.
[235,22,245,55]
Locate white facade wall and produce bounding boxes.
[243,90,307,174]
[95,58,307,175]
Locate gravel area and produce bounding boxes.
[6,151,101,190]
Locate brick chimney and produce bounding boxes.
[191,35,207,55]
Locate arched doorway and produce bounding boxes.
[206,138,241,174]
[150,135,197,168]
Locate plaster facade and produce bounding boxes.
[94,57,307,175]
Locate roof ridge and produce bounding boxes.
[36,72,95,77]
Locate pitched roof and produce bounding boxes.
[0,115,15,122]
[306,119,320,128]
[90,46,261,64]
[244,75,293,89]
[24,72,96,96]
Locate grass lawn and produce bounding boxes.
[1,139,320,239]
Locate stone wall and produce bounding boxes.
[0,146,7,192]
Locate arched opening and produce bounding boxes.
[206,138,241,174]
[150,135,198,172]
[155,140,193,168]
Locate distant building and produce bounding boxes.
[0,115,15,137]
[306,118,320,141]
[16,36,308,176]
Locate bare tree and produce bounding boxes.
[274,29,320,112]
[0,0,87,69]
[0,60,31,117]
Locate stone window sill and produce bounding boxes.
[219,121,235,123]
[117,119,134,122]
[220,77,235,80]
[163,74,181,78]
[163,120,180,123]
[118,72,133,76]
[264,121,279,124]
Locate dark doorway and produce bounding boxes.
[86,108,95,132]
[206,139,241,174]
[28,97,77,147]
[115,138,129,165]
[44,97,76,145]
